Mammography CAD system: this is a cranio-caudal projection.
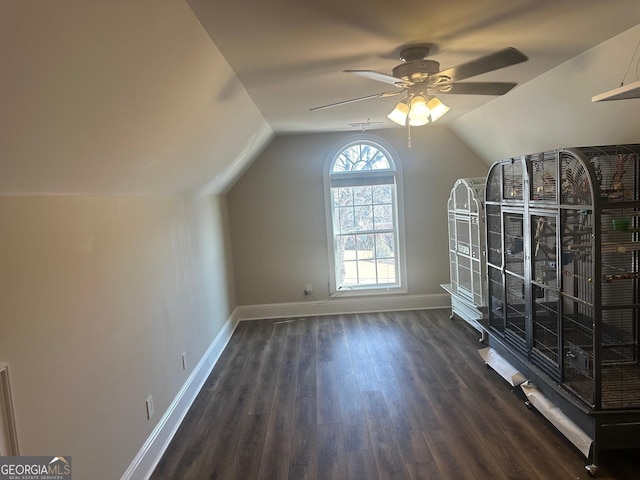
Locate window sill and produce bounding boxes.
[330,285,407,298]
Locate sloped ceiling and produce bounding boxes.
[2,0,639,195]
[0,0,272,195]
[187,0,640,132]
[450,24,640,164]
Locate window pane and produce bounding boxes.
[373,184,392,204]
[354,206,373,231]
[361,145,391,170]
[337,236,354,285]
[353,185,372,205]
[333,149,356,172]
[331,144,392,172]
[356,234,375,259]
[337,207,355,234]
[340,259,357,284]
[333,187,353,207]
[337,235,355,258]
[376,233,395,258]
[356,260,377,284]
[376,258,396,283]
[373,205,393,230]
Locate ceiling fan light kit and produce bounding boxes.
[387,94,451,126]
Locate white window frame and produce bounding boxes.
[323,135,407,296]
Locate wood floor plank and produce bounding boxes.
[150,310,640,480]
[452,387,544,480]
[317,322,334,362]
[257,450,290,480]
[342,414,372,453]
[203,381,256,469]
[429,401,511,480]
[278,333,301,379]
[352,356,381,392]
[361,390,410,480]
[346,449,381,480]
[318,452,348,480]
[318,423,347,480]
[330,330,355,376]
[378,377,423,433]
[343,314,369,359]
[423,429,482,480]
[297,332,317,398]
[262,376,297,454]
[317,360,342,424]
[234,413,269,479]
[392,427,435,465]
[288,393,319,480]
[336,373,366,420]
[249,332,285,415]
[406,461,443,480]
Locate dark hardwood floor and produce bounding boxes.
[150,309,640,479]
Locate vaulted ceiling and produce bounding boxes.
[1,1,639,195]
[187,0,640,132]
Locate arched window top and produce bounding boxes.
[330,141,396,173]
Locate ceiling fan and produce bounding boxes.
[311,44,528,126]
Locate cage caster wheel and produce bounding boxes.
[524,401,533,410]
[449,313,455,320]
[585,464,598,476]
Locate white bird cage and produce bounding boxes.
[442,177,488,333]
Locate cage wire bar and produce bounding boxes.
[445,177,487,334]
[484,144,640,473]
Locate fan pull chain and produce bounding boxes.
[407,124,412,148]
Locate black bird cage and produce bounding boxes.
[484,144,640,474]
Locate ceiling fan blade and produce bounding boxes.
[344,69,410,86]
[434,47,528,82]
[437,82,518,95]
[310,91,404,111]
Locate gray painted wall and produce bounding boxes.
[0,1,259,478]
[0,194,235,479]
[228,127,489,305]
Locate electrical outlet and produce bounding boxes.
[146,395,154,420]
[181,352,187,371]
[304,284,313,295]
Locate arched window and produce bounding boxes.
[324,136,406,295]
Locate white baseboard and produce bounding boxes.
[120,310,240,480]
[236,293,450,321]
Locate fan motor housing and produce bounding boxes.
[392,60,440,82]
